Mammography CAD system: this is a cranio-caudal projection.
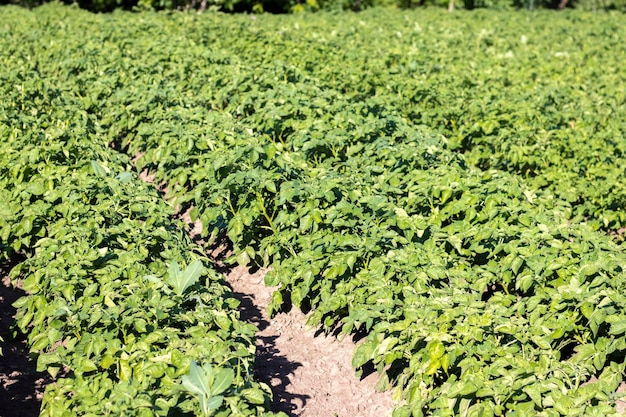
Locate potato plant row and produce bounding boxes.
[1,4,626,417]
[0,7,284,417]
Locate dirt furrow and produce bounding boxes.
[149,168,395,416]
[225,264,394,417]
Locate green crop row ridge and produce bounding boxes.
[0,7,284,416]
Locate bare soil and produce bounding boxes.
[183,205,395,416]
[172,175,396,416]
[226,264,394,417]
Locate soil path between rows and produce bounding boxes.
[183,207,395,416]
[225,264,394,416]
[149,163,396,415]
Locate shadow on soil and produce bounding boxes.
[0,257,52,417]
[204,234,311,416]
[232,291,310,416]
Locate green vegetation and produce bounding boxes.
[1,3,625,416]
[1,0,625,16]
[0,7,282,416]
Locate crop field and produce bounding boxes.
[1,3,625,416]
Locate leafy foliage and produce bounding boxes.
[0,8,282,416]
[167,259,205,296]
[1,4,626,417]
[181,361,235,416]
[2,0,625,14]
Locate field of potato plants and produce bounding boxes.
[1,3,625,416]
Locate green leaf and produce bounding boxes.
[236,250,250,266]
[579,264,599,278]
[181,361,210,397]
[241,387,266,405]
[264,271,280,287]
[524,384,543,407]
[204,395,223,413]
[427,340,445,360]
[551,390,572,415]
[168,261,181,284]
[91,160,108,177]
[353,339,376,369]
[210,367,233,396]
[609,320,626,336]
[116,172,133,183]
[265,180,277,193]
[580,302,594,319]
[424,358,441,375]
[25,182,45,196]
[169,260,204,296]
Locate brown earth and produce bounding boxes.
[226,264,394,417]
[159,171,396,416]
[184,205,395,417]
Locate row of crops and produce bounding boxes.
[1,3,625,416]
[0,6,283,416]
